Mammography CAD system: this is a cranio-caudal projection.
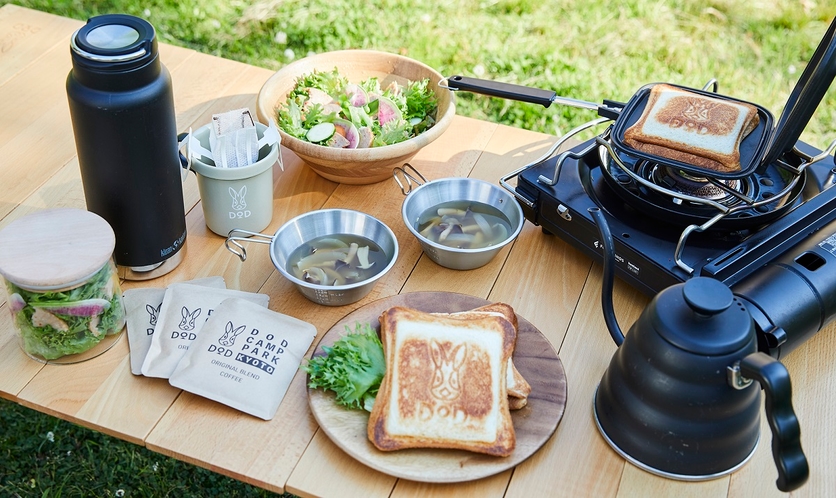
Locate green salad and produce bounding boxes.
[276,68,438,148]
[302,322,385,412]
[6,264,126,360]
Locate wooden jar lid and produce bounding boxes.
[0,208,116,290]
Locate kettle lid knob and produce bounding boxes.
[683,277,734,315]
[652,277,754,355]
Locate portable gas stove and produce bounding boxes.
[502,119,836,358]
[445,17,836,358]
[508,121,836,294]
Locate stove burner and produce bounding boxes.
[651,166,743,202]
[599,137,804,230]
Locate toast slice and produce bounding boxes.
[433,303,532,403]
[368,306,517,457]
[623,84,760,174]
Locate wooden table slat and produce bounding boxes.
[1,5,835,497]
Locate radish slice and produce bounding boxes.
[32,298,111,317]
[8,293,25,313]
[376,96,402,125]
[346,84,368,107]
[306,122,336,143]
[333,119,360,149]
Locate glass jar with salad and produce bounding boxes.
[0,208,126,363]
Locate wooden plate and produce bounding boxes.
[307,291,568,483]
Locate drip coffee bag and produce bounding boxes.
[123,276,225,375]
[141,283,269,379]
[209,108,259,168]
[169,297,316,420]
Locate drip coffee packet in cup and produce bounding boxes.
[141,283,269,379]
[169,297,316,420]
[123,276,226,375]
[209,108,259,168]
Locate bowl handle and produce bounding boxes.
[225,229,274,262]
[393,163,427,195]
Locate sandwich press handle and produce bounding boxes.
[739,352,809,492]
[445,75,603,112]
[761,15,836,167]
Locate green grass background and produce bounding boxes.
[1,0,836,496]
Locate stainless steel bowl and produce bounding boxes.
[397,168,524,270]
[226,209,398,306]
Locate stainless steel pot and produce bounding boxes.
[226,209,399,306]
[395,164,524,270]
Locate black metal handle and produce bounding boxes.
[761,16,836,166]
[739,352,809,492]
[447,75,557,107]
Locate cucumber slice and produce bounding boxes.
[306,122,336,143]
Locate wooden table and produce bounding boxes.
[0,5,833,497]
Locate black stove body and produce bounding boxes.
[514,137,836,359]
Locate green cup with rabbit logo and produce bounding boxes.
[189,121,279,236]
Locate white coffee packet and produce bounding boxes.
[209,108,258,168]
[141,283,269,379]
[169,297,316,420]
[123,276,226,376]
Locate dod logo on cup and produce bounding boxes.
[228,186,252,220]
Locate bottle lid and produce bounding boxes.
[70,14,156,67]
[0,209,116,290]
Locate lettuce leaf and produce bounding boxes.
[301,322,385,411]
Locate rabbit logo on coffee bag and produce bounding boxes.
[145,303,161,336]
[179,306,201,331]
[219,322,245,346]
[229,186,251,220]
[208,321,245,359]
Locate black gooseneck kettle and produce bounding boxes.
[589,207,808,492]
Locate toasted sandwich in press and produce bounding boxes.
[368,306,517,457]
[623,84,760,173]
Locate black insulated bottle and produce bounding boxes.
[66,14,186,280]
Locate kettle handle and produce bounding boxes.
[739,352,809,492]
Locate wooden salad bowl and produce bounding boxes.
[256,50,456,185]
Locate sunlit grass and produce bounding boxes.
[6,0,836,146]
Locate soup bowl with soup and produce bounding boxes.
[226,209,398,306]
[396,167,524,270]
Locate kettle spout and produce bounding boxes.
[589,207,625,346]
